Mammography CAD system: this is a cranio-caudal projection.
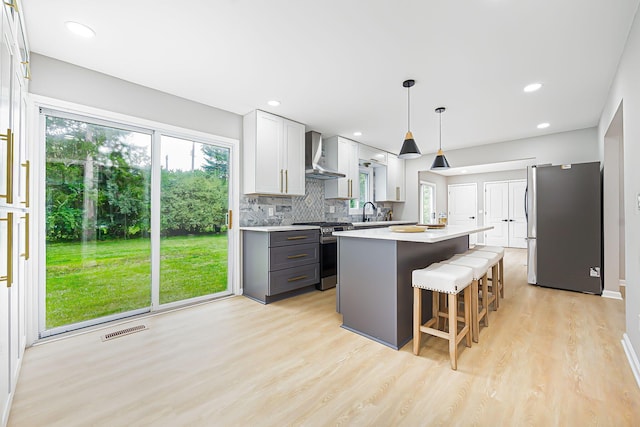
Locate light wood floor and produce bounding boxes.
[9,249,640,426]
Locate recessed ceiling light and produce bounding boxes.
[65,21,96,38]
[524,83,542,93]
[267,100,280,107]
[353,131,362,137]
[537,122,550,129]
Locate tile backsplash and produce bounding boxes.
[239,178,391,226]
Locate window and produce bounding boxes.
[349,166,373,214]
[420,181,436,224]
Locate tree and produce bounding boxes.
[202,145,229,181]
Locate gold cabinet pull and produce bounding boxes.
[228,210,233,230]
[21,61,30,80]
[20,213,28,260]
[287,275,308,282]
[21,160,29,207]
[287,253,308,259]
[286,235,308,240]
[280,169,284,193]
[396,186,400,201]
[0,212,13,287]
[285,169,288,193]
[3,0,17,11]
[0,128,13,204]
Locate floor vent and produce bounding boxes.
[101,325,148,342]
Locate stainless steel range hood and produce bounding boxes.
[305,131,345,179]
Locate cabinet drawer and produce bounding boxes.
[270,242,319,271]
[269,264,319,296]
[269,230,319,247]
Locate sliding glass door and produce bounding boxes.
[42,109,234,336]
[159,136,230,304]
[44,113,152,332]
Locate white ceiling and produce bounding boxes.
[23,0,640,156]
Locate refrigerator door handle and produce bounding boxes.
[524,187,528,220]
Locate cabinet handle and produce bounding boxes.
[287,275,308,282]
[228,210,233,229]
[21,160,29,208]
[280,169,284,193]
[0,212,13,287]
[0,128,13,204]
[287,253,308,259]
[285,169,288,193]
[396,186,400,201]
[20,213,28,260]
[3,0,17,11]
[21,61,31,80]
[287,235,308,240]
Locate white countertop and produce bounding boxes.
[351,220,416,227]
[333,224,493,243]
[240,225,320,232]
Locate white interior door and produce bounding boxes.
[448,183,478,245]
[508,180,527,248]
[484,182,509,246]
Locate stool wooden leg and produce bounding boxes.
[492,264,499,310]
[448,293,457,370]
[413,287,422,355]
[481,273,489,327]
[432,289,440,330]
[471,279,479,343]
[499,257,505,299]
[464,286,471,348]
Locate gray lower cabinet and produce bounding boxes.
[243,229,320,303]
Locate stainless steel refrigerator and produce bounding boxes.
[526,162,602,294]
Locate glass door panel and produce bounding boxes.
[159,136,229,304]
[45,114,152,330]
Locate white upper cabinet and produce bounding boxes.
[243,110,305,196]
[324,136,359,200]
[374,153,405,202]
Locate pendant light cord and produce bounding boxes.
[439,110,442,150]
[407,86,411,132]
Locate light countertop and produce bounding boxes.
[240,225,320,232]
[333,224,492,243]
[351,220,416,227]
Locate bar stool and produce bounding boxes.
[470,245,505,301]
[464,250,502,310]
[445,254,491,343]
[412,263,473,370]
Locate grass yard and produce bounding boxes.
[46,234,228,329]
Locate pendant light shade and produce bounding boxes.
[399,79,422,159]
[431,107,451,170]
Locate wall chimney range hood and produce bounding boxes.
[305,131,346,179]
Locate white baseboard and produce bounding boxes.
[620,280,626,287]
[602,290,623,300]
[622,333,640,389]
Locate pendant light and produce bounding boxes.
[431,107,451,170]
[398,79,422,159]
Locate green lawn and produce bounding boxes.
[46,234,228,328]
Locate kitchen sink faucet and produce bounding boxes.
[362,201,377,222]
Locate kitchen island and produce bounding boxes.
[333,225,492,349]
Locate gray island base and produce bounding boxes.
[334,225,491,350]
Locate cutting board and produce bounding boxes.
[388,225,428,233]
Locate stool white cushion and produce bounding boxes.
[446,255,490,280]
[470,245,505,257]
[412,263,473,294]
[464,250,501,266]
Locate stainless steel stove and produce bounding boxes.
[293,221,354,290]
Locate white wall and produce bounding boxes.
[598,3,640,369]
[29,54,243,140]
[397,128,599,222]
